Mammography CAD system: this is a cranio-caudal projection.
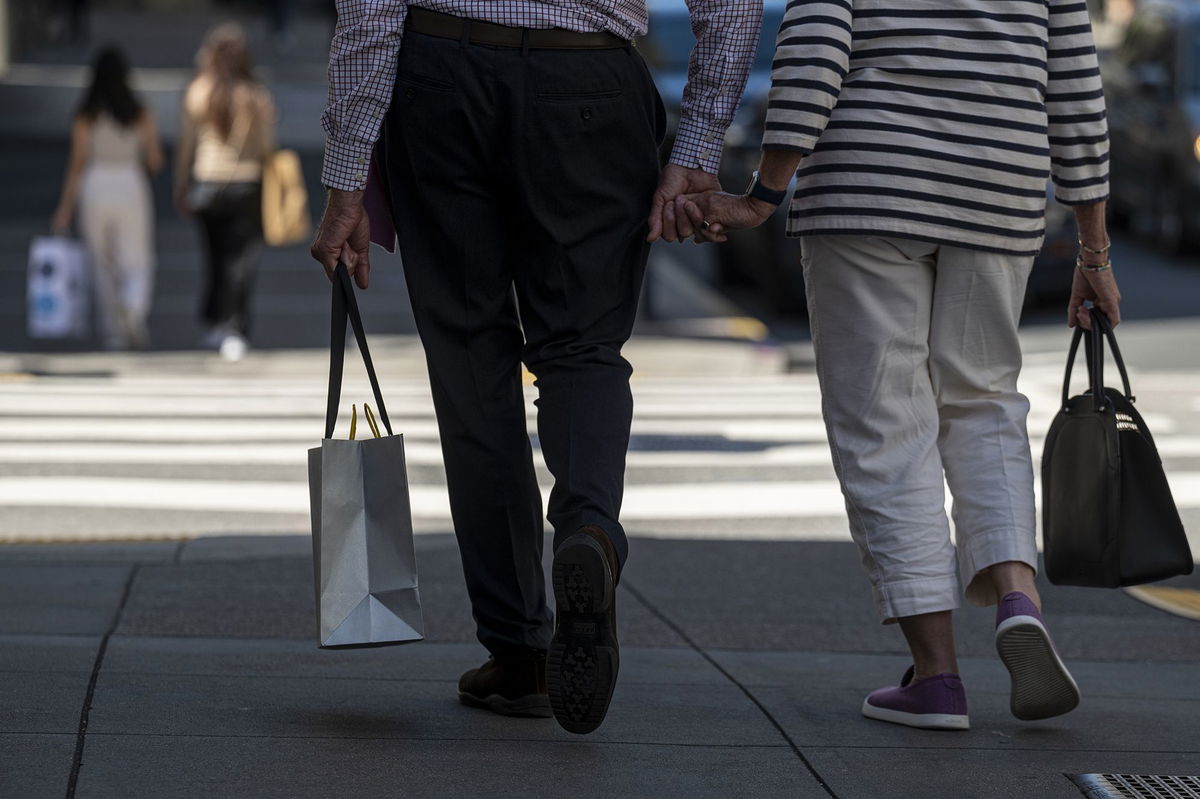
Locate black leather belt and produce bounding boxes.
[406,7,628,50]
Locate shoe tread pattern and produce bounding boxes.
[996,621,1080,721]
[548,538,618,735]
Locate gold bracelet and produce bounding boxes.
[1076,256,1112,274]
[1078,238,1111,256]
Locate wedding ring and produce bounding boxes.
[701,220,711,231]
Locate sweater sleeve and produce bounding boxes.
[1046,0,1109,205]
[760,0,852,154]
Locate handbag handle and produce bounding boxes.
[1060,307,1134,413]
[325,262,394,439]
[1092,307,1134,402]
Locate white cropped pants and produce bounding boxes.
[801,235,1039,623]
[79,166,155,348]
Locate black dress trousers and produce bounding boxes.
[378,30,665,655]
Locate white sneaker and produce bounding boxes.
[219,335,248,362]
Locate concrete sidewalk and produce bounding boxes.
[2,534,1197,798]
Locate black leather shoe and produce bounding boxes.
[458,650,552,718]
[548,525,620,735]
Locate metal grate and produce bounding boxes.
[1070,774,1200,799]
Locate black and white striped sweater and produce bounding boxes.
[761,0,1109,255]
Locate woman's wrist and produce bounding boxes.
[1077,232,1111,266]
[743,193,777,219]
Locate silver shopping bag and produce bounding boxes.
[307,264,423,648]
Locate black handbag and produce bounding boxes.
[1042,308,1193,587]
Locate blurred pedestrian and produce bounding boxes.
[175,23,276,362]
[684,0,1121,729]
[53,46,163,350]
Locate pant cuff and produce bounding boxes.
[552,512,628,570]
[874,575,961,625]
[959,529,1039,608]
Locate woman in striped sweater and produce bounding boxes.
[678,0,1122,730]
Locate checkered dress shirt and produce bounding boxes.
[321,0,764,190]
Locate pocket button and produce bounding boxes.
[405,87,416,100]
[581,106,593,121]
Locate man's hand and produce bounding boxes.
[647,164,721,243]
[1068,267,1122,330]
[678,191,776,243]
[311,188,371,289]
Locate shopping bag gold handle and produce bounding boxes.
[364,403,381,438]
[347,403,383,440]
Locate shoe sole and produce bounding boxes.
[548,534,618,735]
[995,614,1081,721]
[861,700,970,731]
[457,690,553,718]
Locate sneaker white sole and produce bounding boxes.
[861,699,969,731]
[995,614,1081,721]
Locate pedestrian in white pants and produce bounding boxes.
[674,0,1124,729]
[78,164,155,349]
[53,47,162,350]
[802,235,1040,619]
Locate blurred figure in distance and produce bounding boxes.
[175,23,277,362]
[53,46,163,351]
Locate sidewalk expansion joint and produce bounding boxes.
[76,731,792,747]
[65,563,139,799]
[620,580,839,798]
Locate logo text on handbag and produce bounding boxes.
[1115,412,1140,432]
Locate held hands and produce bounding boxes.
[675,191,776,243]
[646,164,721,243]
[645,165,777,245]
[311,188,371,290]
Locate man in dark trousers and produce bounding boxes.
[311,0,761,734]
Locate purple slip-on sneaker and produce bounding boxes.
[862,666,970,730]
[995,591,1081,721]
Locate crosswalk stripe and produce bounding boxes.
[0,394,830,418]
[3,472,1200,520]
[0,417,836,441]
[1,361,1196,544]
[0,441,844,468]
[2,435,1199,468]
